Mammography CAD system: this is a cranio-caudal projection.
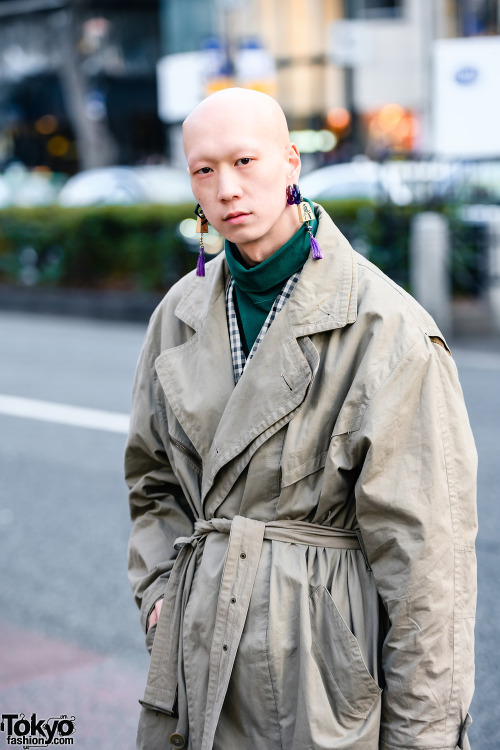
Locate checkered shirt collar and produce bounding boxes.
[225,271,301,385]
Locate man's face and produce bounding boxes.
[183,96,300,264]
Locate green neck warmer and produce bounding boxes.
[225,201,318,356]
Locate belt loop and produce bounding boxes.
[355,529,372,572]
[458,713,473,749]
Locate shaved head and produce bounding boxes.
[183,87,291,151]
[182,87,302,265]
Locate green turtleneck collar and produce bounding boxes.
[224,200,318,355]
[225,200,318,294]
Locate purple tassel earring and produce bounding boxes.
[196,236,206,277]
[307,225,323,259]
[194,204,208,277]
[286,184,323,260]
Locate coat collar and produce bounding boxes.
[155,205,358,511]
[174,205,357,335]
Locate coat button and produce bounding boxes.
[170,733,186,748]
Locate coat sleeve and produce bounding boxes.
[125,313,195,634]
[353,335,477,750]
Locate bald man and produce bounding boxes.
[126,88,476,750]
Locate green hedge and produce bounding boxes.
[0,200,481,296]
[327,199,484,296]
[0,204,196,291]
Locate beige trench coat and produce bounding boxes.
[126,206,477,750]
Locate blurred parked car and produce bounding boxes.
[57,165,194,207]
[300,160,383,202]
[0,176,10,207]
[300,158,468,206]
[0,163,63,207]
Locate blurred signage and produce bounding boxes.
[203,37,235,95]
[234,38,276,96]
[454,66,479,85]
[157,36,276,123]
[433,37,500,158]
[329,20,374,67]
[157,52,206,123]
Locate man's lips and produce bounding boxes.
[223,212,251,225]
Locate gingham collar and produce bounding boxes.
[226,271,301,384]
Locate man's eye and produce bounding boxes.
[236,158,252,166]
[197,167,212,174]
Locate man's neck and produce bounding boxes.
[236,212,302,266]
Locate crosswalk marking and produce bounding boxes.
[0,394,129,434]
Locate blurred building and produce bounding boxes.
[157,0,500,166]
[0,0,499,172]
[0,0,163,172]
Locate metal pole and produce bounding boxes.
[410,212,452,337]
[487,214,500,332]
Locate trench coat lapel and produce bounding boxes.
[154,257,235,460]
[201,306,315,508]
[201,209,358,509]
[155,207,358,512]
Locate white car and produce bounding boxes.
[0,164,62,207]
[57,165,194,207]
[0,176,10,207]
[300,160,384,202]
[300,158,469,206]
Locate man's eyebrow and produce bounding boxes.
[188,142,261,164]
[231,143,260,155]
[187,154,259,173]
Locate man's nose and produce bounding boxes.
[217,168,242,201]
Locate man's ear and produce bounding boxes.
[286,142,301,183]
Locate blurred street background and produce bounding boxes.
[0,0,499,748]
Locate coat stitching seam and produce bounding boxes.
[353,338,421,434]
[264,613,284,749]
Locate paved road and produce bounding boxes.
[0,313,148,750]
[0,311,498,749]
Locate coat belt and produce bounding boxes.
[140,515,362,750]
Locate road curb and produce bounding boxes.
[1,286,500,347]
[0,285,164,323]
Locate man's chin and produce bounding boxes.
[220,224,262,245]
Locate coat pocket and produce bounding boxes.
[169,434,202,473]
[309,585,381,719]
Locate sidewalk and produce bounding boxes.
[0,621,146,750]
[0,285,164,324]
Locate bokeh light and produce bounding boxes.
[46,136,70,157]
[327,107,351,133]
[35,115,58,135]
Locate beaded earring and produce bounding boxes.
[194,204,208,276]
[286,184,322,260]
